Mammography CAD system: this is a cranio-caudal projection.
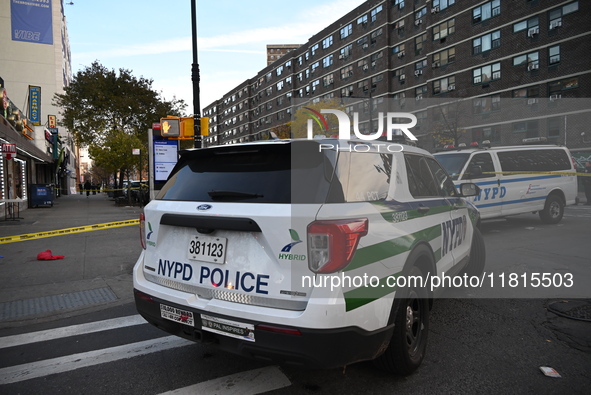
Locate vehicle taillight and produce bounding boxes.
[139,212,146,250]
[307,218,368,273]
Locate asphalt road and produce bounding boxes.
[0,196,589,394]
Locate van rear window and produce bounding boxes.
[497,149,571,172]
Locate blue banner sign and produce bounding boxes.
[29,85,41,125]
[11,0,54,45]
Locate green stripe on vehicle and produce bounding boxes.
[344,224,441,272]
[344,272,402,311]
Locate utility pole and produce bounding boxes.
[191,0,202,148]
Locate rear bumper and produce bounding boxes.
[134,289,393,368]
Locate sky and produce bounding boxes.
[64,0,367,115]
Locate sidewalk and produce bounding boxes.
[0,193,144,329]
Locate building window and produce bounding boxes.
[322,36,333,49]
[513,51,539,71]
[340,24,353,39]
[341,65,354,79]
[433,76,456,94]
[311,79,320,92]
[513,17,539,35]
[393,44,405,57]
[512,85,539,98]
[549,45,561,65]
[357,36,368,47]
[473,0,500,23]
[311,43,319,56]
[371,74,383,91]
[322,55,333,68]
[394,0,405,9]
[358,58,369,71]
[323,73,334,87]
[415,85,427,98]
[370,51,383,68]
[473,62,501,84]
[276,81,284,91]
[415,33,427,55]
[341,85,354,97]
[357,14,368,25]
[433,19,455,41]
[549,1,578,29]
[548,77,578,97]
[473,30,500,54]
[370,5,383,22]
[358,79,370,93]
[340,44,353,59]
[433,0,455,11]
[370,28,382,44]
[433,47,455,66]
[472,94,501,113]
[311,61,320,73]
[395,68,405,80]
[513,120,539,138]
[276,65,284,76]
[415,7,426,21]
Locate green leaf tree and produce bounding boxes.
[53,61,186,190]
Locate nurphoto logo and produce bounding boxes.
[304,108,418,141]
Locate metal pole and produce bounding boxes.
[191,0,202,148]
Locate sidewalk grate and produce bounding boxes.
[0,287,117,321]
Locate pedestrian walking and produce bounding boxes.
[583,161,591,205]
[84,180,91,197]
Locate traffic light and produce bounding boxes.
[200,117,209,136]
[180,117,194,137]
[160,118,180,136]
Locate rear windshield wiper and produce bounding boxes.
[207,190,264,200]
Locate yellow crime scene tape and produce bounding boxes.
[0,219,140,245]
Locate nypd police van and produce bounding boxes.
[133,138,483,375]
[434,142,577,224]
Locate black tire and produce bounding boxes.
[373,265,429,375]
[539,194,564,224]
[463,227,486,277]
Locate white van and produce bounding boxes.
[434,143,577,224]
[133,138,483,375]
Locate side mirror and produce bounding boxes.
[459,183,480,197]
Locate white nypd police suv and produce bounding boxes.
[133,138,484,375]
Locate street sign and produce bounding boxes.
[2,142,16,160]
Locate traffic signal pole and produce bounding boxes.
[191,0,202,148]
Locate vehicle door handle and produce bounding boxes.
[498,179,501,187]
[417,206,430,214]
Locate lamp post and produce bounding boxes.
[191,0,202,148]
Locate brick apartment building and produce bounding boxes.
[202,0,591,154]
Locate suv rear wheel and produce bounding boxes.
[374,265,429,375]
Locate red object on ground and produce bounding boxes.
[37,250,65,260]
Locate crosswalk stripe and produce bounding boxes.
[0,335,191,385]
[158,366,291,395]
[0,315,146,349]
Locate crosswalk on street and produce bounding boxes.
[0,314,291,394]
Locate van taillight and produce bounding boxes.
[307,218,368,274]
[140,212,146,250]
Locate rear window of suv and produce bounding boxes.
[156,141,342,204]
